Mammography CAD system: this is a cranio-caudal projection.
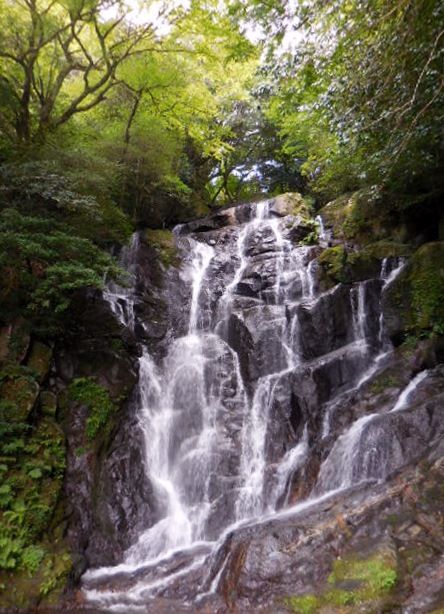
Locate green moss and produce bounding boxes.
[68,377,115,441]
[319,188,394,244]
[409,243,444,333]
[145,228,179,267]
[318,245,348,283]
[369,374,402,395]
[328,555,397,595]
[39,391,57,417]
[284,551,398,613]
[284,594,320,613]
[361,240,411,260]
[384,242,444,337]
[0,374,39,422]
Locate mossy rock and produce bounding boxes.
[360,240,411,260]
[0,375,39,422]
[269,193,312,218]
[0,545,71,609]
[68,377,116,442]
[145,228,179,267]
[0,412,68,609]
[319,188,393,244]
[26,341,52,383]
[382,241,444,341]
[284,542,398,613]
[318,246,348,284]
[318,245,381,284]
[319,240,412,286]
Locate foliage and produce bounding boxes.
[0,0,170,145]
[409,243,444,333]
[243,0,444,206]
[0,406,66,580]
[145,229,178,267]
[68,377,115,441]
[0,163,129,332]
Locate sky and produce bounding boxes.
[101,0,190,35]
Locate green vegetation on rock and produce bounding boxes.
[145,229,179,268]
[383,242,444,340]
[68,378,116,442]
[318,246,348,284]
[284,550,398,613]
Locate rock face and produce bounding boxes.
[75,194,444,613]
[382,241,444,343]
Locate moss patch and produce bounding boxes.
[368,367,405,395]
[284,550,398,613]
[319,240,410,286]
[409,242,444,332]
[145,228,179,267]
[0,370,39,422]
[319,188,394,244]
[383,242,444,338]
[361,240,411,260]
[318,246,348,283]
[68,377,116,441]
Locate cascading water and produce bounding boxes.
[314,365,430,494]
[103,234,140,330]
[84,198,424,609]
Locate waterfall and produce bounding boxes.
[188,242,214,333]
[270,425,309,508]
[315,369,430,494]
[391,370,429,412]
[315,214,327,242]
[103,233,140,330]
[85,199,416,607]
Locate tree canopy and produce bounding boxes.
[0,0,443,333]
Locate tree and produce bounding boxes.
[0,0,167,145]
[237,0,444,202]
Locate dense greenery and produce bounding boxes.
[238,0,444,206]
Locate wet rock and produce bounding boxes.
[296,285,355,360]
[193,440,444,613]
[225,307,288,382]
[67,199,444,613]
